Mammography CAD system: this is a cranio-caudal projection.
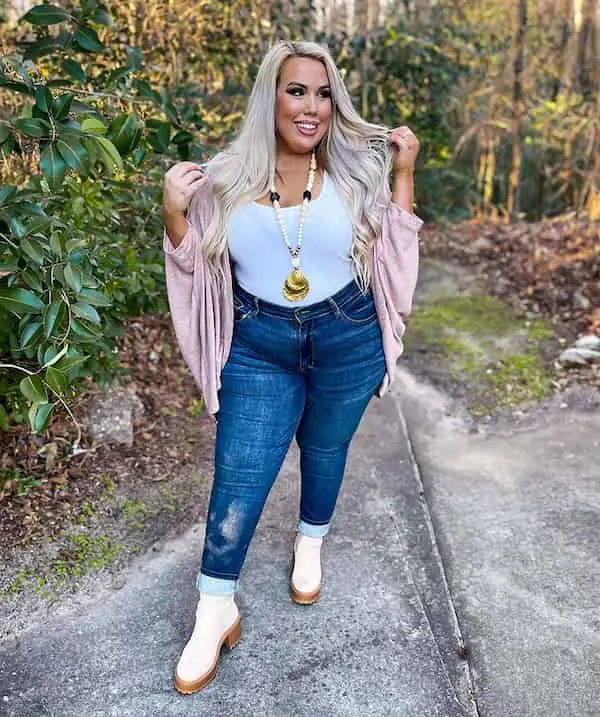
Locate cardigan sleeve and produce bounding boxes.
[162,177,215,380]
[376,202,424,321]
[163,218,195,274]
[162,177,213,274]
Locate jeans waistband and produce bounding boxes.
[233,278,371,321]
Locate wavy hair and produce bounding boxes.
[198,39,396,292]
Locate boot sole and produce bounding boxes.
[289,550,321,605]
[174,616,241,695]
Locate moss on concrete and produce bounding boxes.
[405,291,556,415]
[3,530,124,599]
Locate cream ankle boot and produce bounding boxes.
[174,592,241,694]
[289,533,323,605]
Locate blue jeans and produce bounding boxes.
[197,278,386,595]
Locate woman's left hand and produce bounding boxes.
[389,126,420,173]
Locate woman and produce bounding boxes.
[162,39,422,694]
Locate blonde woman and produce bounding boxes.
[162,39,422,694]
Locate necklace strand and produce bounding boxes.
[269,150,317,301]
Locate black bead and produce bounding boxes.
[270,191,280,202]
[303,190,312,200]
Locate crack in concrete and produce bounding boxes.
[394,396,482,717]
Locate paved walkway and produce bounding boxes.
[395,369,600,717]
[1,368,598,716]
[0,389,475,717]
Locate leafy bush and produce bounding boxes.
[0,1,200,434]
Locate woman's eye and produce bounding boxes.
[287,88,331,98]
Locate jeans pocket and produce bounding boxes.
[333,291,377,325]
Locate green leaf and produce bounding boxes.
[107,115,143,155]
[0,184,17,203]
[79,287,111,306]
[40,143,68,189]
[49,234,63,258]
[34,85,53,114]
[0,256,20,273]
[23,4,71,25]
[0,288,44,313]
[21,238,45,265]
[45,366,68,395]
[0,80,33,96]
[21,268,44,292]
[63,59,86,83]
[94,136,123,172]
[42,343,68,368]
[55,352,88,372]
[70,318,101,339]
[8,216,27,239]
[134,79,161,104]
[92,7,113,25]
[80,117,107,135]
[56,136,88,173]
[23,37,61,62]
[52,94,73,121]
[19,203,47,219]
[19,375,48,404]
[63,263,82,293]
[15,117,51,138]
[105,66,132,87]
[172,130,194,145]
[43,300,63,337]
[72,301,100,324]
[31,402,54,432]
[0,135,16,156]
[74,26,104,53]
[162,100,179,126]
[20,320,42,348]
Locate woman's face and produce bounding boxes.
[274,56,332,156]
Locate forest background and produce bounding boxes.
[0,0,598,507]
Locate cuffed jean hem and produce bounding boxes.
[297,519,330,538]
[196,572,237,595]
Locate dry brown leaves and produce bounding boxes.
[420,213,600,336]
[0,314,212,549]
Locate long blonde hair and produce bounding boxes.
[199,39,395,292]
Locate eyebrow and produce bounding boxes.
[286,82,331,90]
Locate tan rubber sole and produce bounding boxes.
[174,617,241,695]
[289,549,321,605]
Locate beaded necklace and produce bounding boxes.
[269,149,316,301]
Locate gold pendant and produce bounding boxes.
[283,269,310,301]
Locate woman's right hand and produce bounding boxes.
[162,161,209,216]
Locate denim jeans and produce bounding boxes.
[197,277,386,595]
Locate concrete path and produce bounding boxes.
[395,370,600,717]
[0,391,476,717]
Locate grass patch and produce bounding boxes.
[120,498,149,529]
[405,292,556,414]
[3,530,124,599]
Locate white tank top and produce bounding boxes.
[226,172,356,306]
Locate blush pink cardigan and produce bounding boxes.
[163,176,423,415]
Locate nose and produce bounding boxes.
[305,93,318,114]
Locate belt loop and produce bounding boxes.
[327,297,342,319]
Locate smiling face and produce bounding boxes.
[274,56,332,156]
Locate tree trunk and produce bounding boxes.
[507,0,528,221]
[563,0,584,96]
[586,0,600,218]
